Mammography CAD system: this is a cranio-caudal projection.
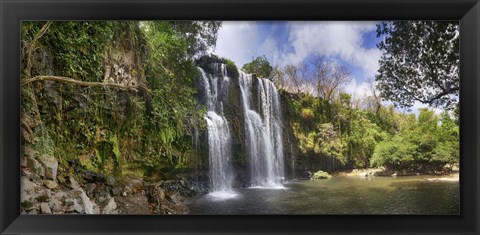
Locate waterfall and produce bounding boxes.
[238,71,285,188]
[199,66,237,199]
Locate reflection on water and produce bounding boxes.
[187,175,459,215]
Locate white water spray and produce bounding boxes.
[238,71,285,188]
[199,66,237,199]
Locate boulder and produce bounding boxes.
[165,192,182,205]
[21,191,34,203]
[146,183,165,204]
[102,197,117,214]
[67,187,97,214]
[111,188,121,196]
[74,188,94,214]
[27,157,45,178]
[22,168,38,181]
[106,176,117,187]
[21,177,38,204]
[85,183,97,197]
[69,176,81,189]
[49,198,63,213]
[43,189,52,198]
[123,186,133,196]
[21,176,37,193]
[43,180,58,189]
[26,209,39,214]
[82,170,105,183]
[67,198,84,213]
[93,204,101,214]
[128,178,144,192]
[64,198,75,206]
[40,203,52,214]
[98,196,107,203]
[38,155,58,180]
[53,191,67,201]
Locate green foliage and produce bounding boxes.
[311,170,332,180]
[21,21,220,178]
[22,21,115,81]
[33,126,55,157]
[241,55,273,79]
[195,54,239,79]
[289,94,348,165]
[370,109,459,172]
[347,111,386,168]
[300,108,314,120]
[376,21,459,109]
[169,21,222,56]
[286,88,458,173]
[224,58,240,80]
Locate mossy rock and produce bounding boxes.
[195,54,239,80]
[311,170,332,180]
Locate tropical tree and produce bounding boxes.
[375,21,459,109]
[241,55,273,79]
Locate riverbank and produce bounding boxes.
[332,168,459,181]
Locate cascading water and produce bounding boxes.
[199,66,237,199]
[238,71,285,188]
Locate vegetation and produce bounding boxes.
[241,55,273,79]
[21,20,459,183]
[311,170,332,180]
[195,54,239,80]
[376,21,459,109]
[21,21,221,178]
[370,109,459,173]
[285,87,458,174]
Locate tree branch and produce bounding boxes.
[21,76,150,93]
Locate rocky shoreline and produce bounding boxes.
[20,155,209,215]
[20,152,459,215]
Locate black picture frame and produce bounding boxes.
[1,0,479,234]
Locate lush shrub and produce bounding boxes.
[195,54,239,80]
[311,170,332,180]
[300,108,315,120]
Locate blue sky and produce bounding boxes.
[212,21,434,114]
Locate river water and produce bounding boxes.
[188,175,459,214]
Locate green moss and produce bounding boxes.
[21,201,33,209]
[35,195,49,202]
[311,170,332,180]
[33,127,55,157]
[195,54,239,80]
[110,134,122,161]
[224,59,239,80]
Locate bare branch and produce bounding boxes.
[21,76,150,93]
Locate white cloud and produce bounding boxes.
[280,21,381,79]
[344,78,372,99]
[212,21,260,67]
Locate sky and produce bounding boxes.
[212,21,436,115]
